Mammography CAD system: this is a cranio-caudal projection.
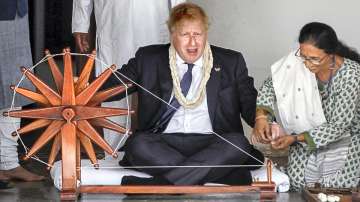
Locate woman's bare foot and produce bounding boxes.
[3,166,45,181]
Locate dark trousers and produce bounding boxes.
[121,132,264,185]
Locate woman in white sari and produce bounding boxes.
[253,22,360,191]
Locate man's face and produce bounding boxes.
[171,19,207,64]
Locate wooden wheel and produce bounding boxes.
[3,48,133,199]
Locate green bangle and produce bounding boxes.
[290,133,298,146]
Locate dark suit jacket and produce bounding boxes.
[105,44,257,135]
[0,0,28,20]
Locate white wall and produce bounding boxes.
[190,0,360,87]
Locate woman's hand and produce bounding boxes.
[271,135,296,150]
[252,118,272,144]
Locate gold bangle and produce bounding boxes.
[255,115,268,121]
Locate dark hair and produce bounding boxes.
[298,22,360,63]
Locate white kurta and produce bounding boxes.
[72,0,185,158]
[72,0,185,75]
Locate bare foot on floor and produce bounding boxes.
[3,166,45,181]
[0,171,10,181]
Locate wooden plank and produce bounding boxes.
[80,185,261,194]
[61,121,77,194]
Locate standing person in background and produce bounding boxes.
[72,0,185,159]
[0,0,45,189]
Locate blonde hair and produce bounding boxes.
[167,3,209,33]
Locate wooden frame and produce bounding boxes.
[4,49,276,201]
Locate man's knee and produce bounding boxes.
[124,132,155,158]
[220,133,252,154]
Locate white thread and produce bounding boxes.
[30,156,53,168]
[81,164,264,169]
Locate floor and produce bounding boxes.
[0,180,306,202]
[0,156,307,202]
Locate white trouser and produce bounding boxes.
[0,107,21,170]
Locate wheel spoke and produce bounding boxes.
[45,49,64,93]
[89,117,128,134]
[74,106,133,120]
[75,65,116,105]
[77,120,116,157]
[11,86,50,105]
[88,84,130,106]
[14,119,52,136]
[75,50,96,95]
[77,130,98,167]
[21,66,61,106]
[24,120,64,160]
[4,106,64,120]
[61,48,76,105]
[6,106,65,120]
[47,133,61,169]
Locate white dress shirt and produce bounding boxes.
[163,54,213,134]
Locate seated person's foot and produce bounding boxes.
[0,171,10,181]
[3,166,45,181]
[0,180,13,189]
[0,172,12,189]
[121,175,172,186]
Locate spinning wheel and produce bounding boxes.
[3,48,276,201]
[3,48,132,199]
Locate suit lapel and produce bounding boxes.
[158,50,172,103]
[206,51,222,124]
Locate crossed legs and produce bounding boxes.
[121,132,264,185]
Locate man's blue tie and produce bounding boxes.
[152,63,194,133]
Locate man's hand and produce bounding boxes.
[252,118,272,144]
[271,135,295,150]
[73,32,90,53]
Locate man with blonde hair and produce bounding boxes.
[104,2,263,185]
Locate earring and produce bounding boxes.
[329,55,336,70]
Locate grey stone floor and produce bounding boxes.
[0,180,306,202]
[0,157,305,202]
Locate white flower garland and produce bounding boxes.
[169,42,213,108]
